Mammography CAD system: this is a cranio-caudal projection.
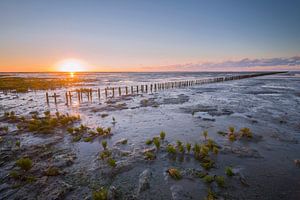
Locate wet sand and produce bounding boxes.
[0,72,300,199]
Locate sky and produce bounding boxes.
[0,0,300,72]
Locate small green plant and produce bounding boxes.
[145,139,152,145]
[144,151,156,160]
[176,140,182,147]
[228,133,236,141]
[205,188,218,200]
[160,131,166,140]
[107,158,117,168]
[186,143,191,153]
[9,171,21,180]
[225,166,234,176]
[107,127,111,134]
[72,135,81,142]
[16,140,21,148]
[167,168,182,180]
[88,130,97,136]
[99,150,111,160]
[44,110,50,117]
[102,140,107,150]
[153,137,160,149]
[201,158,214,170]
[203,130,208,140]
[202,175,214,183]
[92,187,108,200]
[178,145,185,154]
[166,144,176,154]
[96,127,104,135]
[212,147,219,155]
[84,137,93,142]
[67,127,74,134]
[217,131,227,136]
[215,176,225,187]
[16,158,33,171]
[240,127,253,138]
[193,143,201,159]
[45,167,60,176]
[200,145,209,157]
[228,126,235,134]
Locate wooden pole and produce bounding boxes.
[65,92,68,105]
[112,88,115,97]
[90,89,92,101]
[77,90,80,102]
[98,88,100,100]
[54,93,57,104]
[46,92,49,104]
[125,86,128,95]
[118,87,121,96]
[68,91,72,104]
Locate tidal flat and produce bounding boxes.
[0,72,300,200]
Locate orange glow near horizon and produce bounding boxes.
[56,59,87,72]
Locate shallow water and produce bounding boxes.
[0,72,300,199]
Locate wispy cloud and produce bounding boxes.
[158,56,300,71]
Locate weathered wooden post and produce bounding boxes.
[141,85,144,93]
[54,93,57,104]
[80,90,83,101]
[154,84,157,91]
[145,85,148,93]
[90,89,92,101]
[87,90,90,101]
[68,91,72,104]
[118,87,121,96]
[98,88,100,100]
[77,90,80,102]
[131,86,133,94]
[125,86,128,95]
[65,92,69,105]
[105,88,108,98]
[112,88,115,97]
[150,84,153,92]
[46,92,49,104]
[136,86,139,93]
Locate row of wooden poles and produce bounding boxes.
[45,71,285,105]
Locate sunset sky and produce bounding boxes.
[0,0,300,72]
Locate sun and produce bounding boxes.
[56,58,86,72]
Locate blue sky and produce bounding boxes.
[0,0,299,71]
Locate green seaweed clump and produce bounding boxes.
[215,176,225,187]
[145,139,152,145]
[160,131,166,140]
[16,158,33,171]
[107,158,117,168]
[167,168,182,180]
[102,140,107,150]
[186,143,191,153]
[92,187,108,200]
[166,144,176,154]
[45,167,60,176]
[144,151,156,160]
[153,137,160,149]
[202,175,214,183]
[99,150,111,160]
[225,166,234,176]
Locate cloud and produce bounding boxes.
[160,56,300,71]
